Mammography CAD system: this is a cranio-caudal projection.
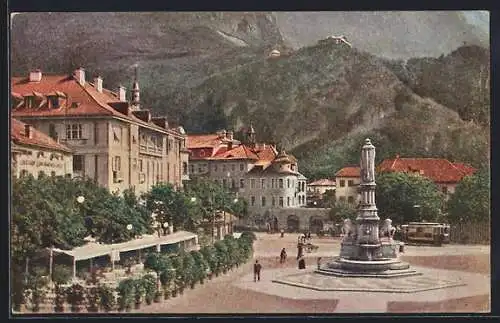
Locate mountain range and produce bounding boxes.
[10,12,490,179]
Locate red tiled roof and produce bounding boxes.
[11,118,71,153]
[309,179,336,186]
[11,74,183,136]
[187,134,223,149]
[335,166,361,178]
[213,144,259,160]
[453,162,477,176]
[377,157,476,183]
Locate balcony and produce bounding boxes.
[60,138,88,146]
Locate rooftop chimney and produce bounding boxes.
[118,86,126,102]
[24,124,33,139]
[29,69,42,82]
[94,76,103,93]
[74,68,85,86]
[227,130,233,140]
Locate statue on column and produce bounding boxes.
[380,219,396,242]
[341,219,354,243]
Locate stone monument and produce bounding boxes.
[316,138,419,278]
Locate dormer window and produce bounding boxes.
[49,96,60,109]
[24,96,35,108]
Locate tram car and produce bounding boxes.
[401,222,450,246]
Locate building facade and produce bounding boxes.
[187,127,309,230]
[334,166,361,205]
[11,118,73,178]
[377,156,476,199]
[11,68,189,194]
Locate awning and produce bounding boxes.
[50,230,198,261]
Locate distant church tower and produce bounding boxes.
[247,123,256,147]
[131,65,140,110]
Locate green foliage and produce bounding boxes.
[447,168,490,223]
[11,175,153,268]
[376,172,445,225]
[52,264,72,285]
[214,240,230,272]
[190,250,208,282]
[116,278,135,311]
[133,278,146,305]
[170,255,185,289]
[97,284,116,312]
[181,252,197,287]
[200,245,218,275]
[66,283,85,312]
[159,255,175,287]
[240,231,257,242]
[144,253,167,276]
[329,202,357,223]
[142,274,157,305]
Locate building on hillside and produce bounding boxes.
[11,68,189,194]
[335,166,361,205]
[187,126,311,231]
[11,117,73,178]
[377,156,476,198]
[306,178,336,207]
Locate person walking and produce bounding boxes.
[280,248,287,264]
[298,256,306,270]
[254,260,262,282]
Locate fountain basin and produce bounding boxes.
[316,257,420,278]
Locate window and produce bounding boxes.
[183,162,188,175]
[190,164,194,174]
[279,179,284,189]
[340,180,345,187]
[214,164,218,172]
[262,196,266,207]
[139,159,144,172]
[272,196,276,206]
[251,196,256,206]
[113,156,121,171]
[66,124,83,140]
[49,97,59,109]
[348,196,354,204]
[251,179,256,189]
[38,171,45,178]
[240,178,245,188]
[198,166,203,173]
[240,163,244,171]
[231,179,236,188]
[261,178,266,189]
[287,197,290,206]
[442,186,448,194]
[231,164,236,172]
[25,96,34,108]
[279,197,284,207]
[271,179,275,188]
[348,180,354,187]
[73,155,84,171]
[287,179,290,188]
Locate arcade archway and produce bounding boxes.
[287,215,300,232]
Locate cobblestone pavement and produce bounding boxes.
[133,232,490,314]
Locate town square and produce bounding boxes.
[9,11,490,315]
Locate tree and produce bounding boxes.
[447,168,490,224]
[329,201,357,224]
[375,172,445,225]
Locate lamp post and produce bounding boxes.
[163,222,169,235]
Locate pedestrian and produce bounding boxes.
[298,256,306,270]
[253,260,262,282]
[297,243,304,260]
[280,248,287,263]
[280,229,285,238]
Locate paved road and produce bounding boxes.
[133,232,490,314]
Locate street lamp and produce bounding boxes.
[413,204,422,222]
[163,222,169,235]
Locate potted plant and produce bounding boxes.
[142,274,156,306]
[200,246,216,280]
[182,253,196,289]
[97,284,116,313]
[86,286,100,313]
[143,253,166,303]
[171,255,185,295]
[66,283,85,313]
[133,278,145,309]
[190,250,208,285]
[26,273,48,313]
[53,284,66,313]
[116,279,135,312]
